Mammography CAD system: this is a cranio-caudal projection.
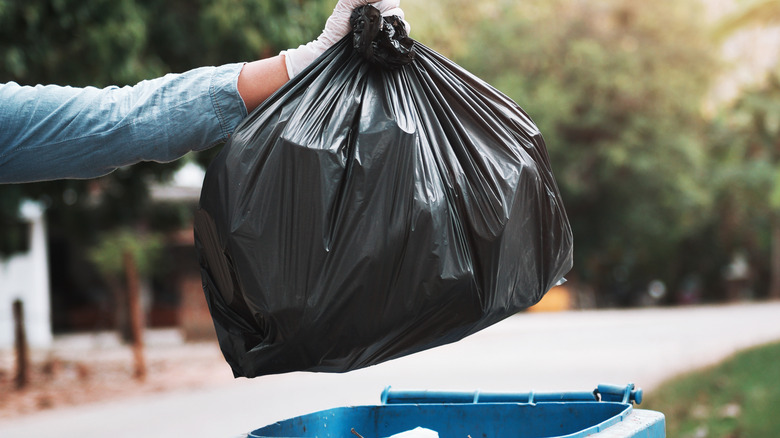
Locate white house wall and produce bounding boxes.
[0,201,52,350]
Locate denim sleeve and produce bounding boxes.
[0,63,248,183]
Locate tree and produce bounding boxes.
[711,0,780,299]
[401,0,489,59]
[710,71,780,299]
[88,229,162,376]
[455,0,721,304]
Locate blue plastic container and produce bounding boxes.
[248,384,665,438]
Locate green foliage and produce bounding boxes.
[138,0,331,71]
[644,340,780,438]
[0,0,159,87]
[707,68,780,297]
[732,72,780,207]
[453,0,721,302]
[403,0,489,59]
[0,0,332,86]
[87,228,163,278]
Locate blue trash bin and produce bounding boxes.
[248,383,665,438]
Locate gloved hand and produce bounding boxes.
[281,0,409,78]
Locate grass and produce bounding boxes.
[642,340,780,438]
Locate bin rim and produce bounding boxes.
[381,383,642,405]
[249,384,649,438]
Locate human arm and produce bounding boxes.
[0,0,406,184]
[237,55,290,114]
[0,64,248,183]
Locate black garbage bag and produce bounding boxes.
[194,6,573,378]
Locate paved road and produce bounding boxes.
[3,302,780,437]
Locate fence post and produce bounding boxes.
[13,299,30,389]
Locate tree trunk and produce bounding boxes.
[124,250,147,381]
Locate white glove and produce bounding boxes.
[280,0,409,78]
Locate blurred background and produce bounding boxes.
[1,0,780,435]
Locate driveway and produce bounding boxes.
[2,302,780,437]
